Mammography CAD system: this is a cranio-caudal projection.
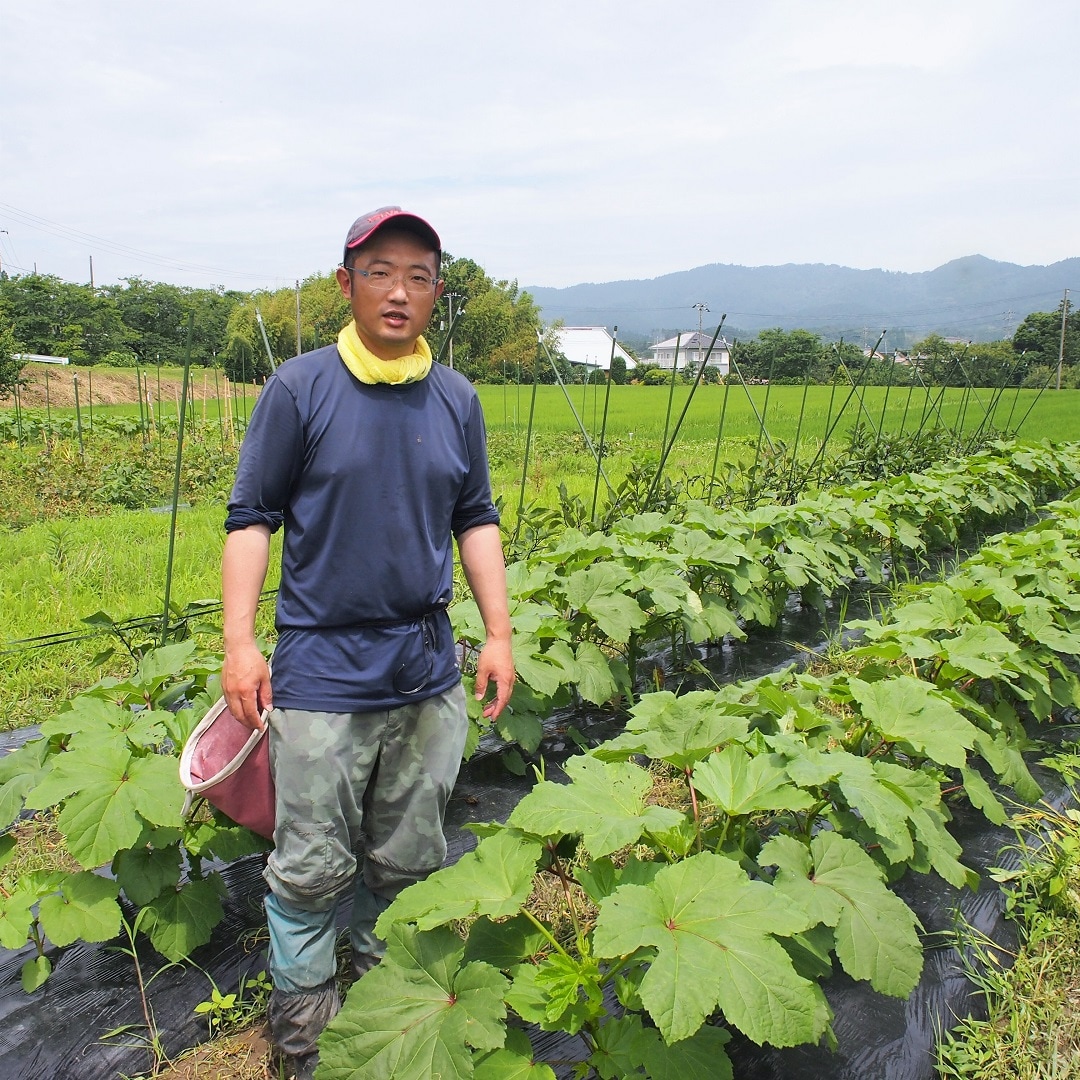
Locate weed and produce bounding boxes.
[194,969,273,1038]
[936,805,1080,1078]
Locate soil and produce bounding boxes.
[153,1026,279,1080]
[4,366,226,410]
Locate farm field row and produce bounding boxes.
[3,445,1079,1076]
[3,428,1079,730]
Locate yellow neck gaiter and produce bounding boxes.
[336,322,433,385]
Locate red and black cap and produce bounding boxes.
[343,206,441,265]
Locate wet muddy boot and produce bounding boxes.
[268,977,340,1080]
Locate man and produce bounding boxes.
[221,207,514,1079]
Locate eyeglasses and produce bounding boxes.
[345,266,438,295]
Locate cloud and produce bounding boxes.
[1,0,1076,290]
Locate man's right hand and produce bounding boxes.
[222,643,272,731]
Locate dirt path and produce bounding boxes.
[4,366,240,409]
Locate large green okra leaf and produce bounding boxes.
[761,832,922,997]
[376,830,542,935]
[507,756,684,857]
[25,746,182,868]
[319,925,507,1080]
[593,852,829,1047]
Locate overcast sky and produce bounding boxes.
[1,1,1077,294]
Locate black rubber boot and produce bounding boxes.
[268,978,340,1080]
[350,949,382,982]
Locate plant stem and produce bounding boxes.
[522,908,572,960]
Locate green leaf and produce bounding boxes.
[561,562,633,608]
[474,1029,556,1080]
[590,1014,734,1080]
[40,695,129,738]
[596,690,750,770]
[685,593,743,643]
[578,592,649,643]
[22,955,51,993]
[692,746,816,816]
[593,852,828,1047]
[29,748,141,866]
[376,831,542,935]
[451,598,486,643]
[781,747,918,864]
[507,756,683,857]
[574,641,619,705]
[512,640,576,698]
[506,562,560,600]
[142,875,226,960]
[30,746,185,869]
[533,950,605,1028]
[0,737,50,785]
[939,624,1020,678]
[0,772,39,831]
[973,730,1042,802]
[126,753,187,827]
[504,961,551,1027]
[0,833,15,872]
[633,564,696,616]
[960,767,1007,826]
[762,833,922,997]
[849,675,977,769]
[575,857,619,903]
[908,803,978,890]
[463,914,549,969]
[136,640,198,686]
[640,1021,734,1080]
[496,714,546,755]
[319,925,507,1080]
[575,854,663,904]
[38,871,122,946]
[203,821,272,862]
[589,1013,659,1079]
[0,889,37,949]
[888,586,969,633]
[114,845,183,906]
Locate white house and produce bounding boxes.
[552,326,637,372]
[649,332,730,376]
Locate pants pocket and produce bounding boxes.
[266,820,356,907]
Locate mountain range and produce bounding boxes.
[524,255,1077,350]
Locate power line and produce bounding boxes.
[0,201,290,285]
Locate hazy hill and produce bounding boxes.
[525,255,1078,348]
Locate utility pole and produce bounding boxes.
[295,280,302,357]
[0,229,8,277]
[693,302,709,373]
[1057,288,1070,390]
[89,255,94,289]
[445,292,462,369]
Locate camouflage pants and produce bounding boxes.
[263,684,468,993]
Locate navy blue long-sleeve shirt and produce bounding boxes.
[226,345,499,712]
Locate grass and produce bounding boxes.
[0,503,281,728]
[936,803,1080,1079]
[475,383,1080,444]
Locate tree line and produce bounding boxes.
[650,299,1076,390]
[0,259,1075,398]
[0,253,566,394]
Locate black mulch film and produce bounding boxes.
[0,588,1074,1078]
